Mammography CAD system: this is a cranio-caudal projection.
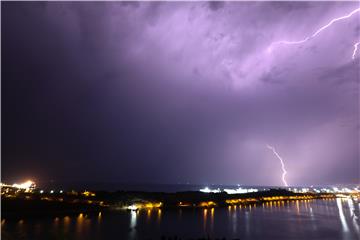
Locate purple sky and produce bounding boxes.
[2,2,359,186]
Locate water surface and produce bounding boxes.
[2,198,360,240]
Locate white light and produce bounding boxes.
[50,190,54,194]
[127,205,138,211]
[337,198,349,232]
[199,187,221,193]
[130,210,137,228]
[12,180,35,190]
[40,190,44,194]
[200,187,210,193]
[301,188,309,193]
[223,188,258,194]
[60,190,63,194]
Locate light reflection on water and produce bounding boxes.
[347,198,360,234]
[337,198,350,233]
[2,199,360,240]
[129,211,137,239]
[202,208,207,231]
[157,209,161,224]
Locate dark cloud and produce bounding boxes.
[208,1,225,11]
[318,61,360,85]
[2,2,359,186]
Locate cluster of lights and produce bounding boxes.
[127,202,162,211]
[38,189,63,194]
[0,180,36,192]
[289,187,360,194]
[224,188,258,194]
[226,198,257,204]
[82,191,96,197]
[127,205,138,211]
[199,201,217,207]
[200,187,259,195]
[11,180,36,190]
[199,187,221,193]
[1,180,68,195]
[200,186,359,195]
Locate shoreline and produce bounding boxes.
[3,188,355,219]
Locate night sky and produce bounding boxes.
[2,2,359,186]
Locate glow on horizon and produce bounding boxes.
[266,144,289,187]
[223,188,258,194]
[268,7,360,60]
[11,180,35,190]
[200,187,221,193]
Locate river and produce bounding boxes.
[2,198,359,240]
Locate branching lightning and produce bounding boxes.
[268,7,360,59]
[266,144,288,187]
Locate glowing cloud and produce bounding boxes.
[268,7,360,59]
[266,144,288,187]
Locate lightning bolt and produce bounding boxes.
[352,41,360,59]
[266,144,288,187]
[268,7,360,59]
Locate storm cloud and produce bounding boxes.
[2,2,359,186]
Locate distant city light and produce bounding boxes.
[126,202,162,211]
[60,190,63,194]
[199,187,259,194]
[12,180,35,190]
[82,191,96,197]
[40,190,44,194]
[199,187,221,193]
[301,188,309,193]
[127,205,138,211]
[50,190,54,194]
[224,188,258,194]
[200,186,357,196]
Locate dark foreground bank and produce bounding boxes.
[2,188,340,218]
